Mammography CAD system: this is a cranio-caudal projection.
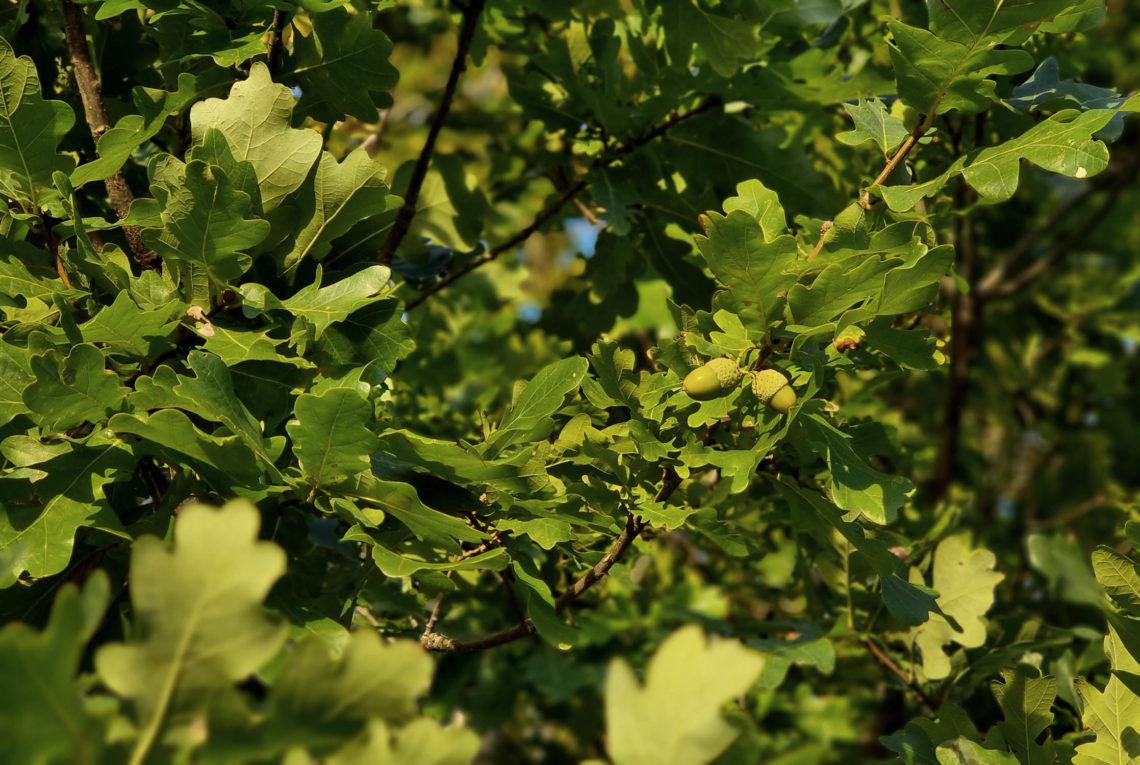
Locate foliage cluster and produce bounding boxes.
[2,0,1140,763]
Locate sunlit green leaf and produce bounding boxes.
[604,625,765,765]
[95,500,287,762]
[911,536,1004,681]
[190,63,322,211]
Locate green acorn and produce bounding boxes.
[751,368,797,413]
[683,358,742,401]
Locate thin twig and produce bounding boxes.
[554,469,679,610]
[808,222,831,260]
[404,96,721,310]
[572,196,601,226]
[378,0,486,265]
[858,116,930,209]
[361,108,393,158]
[44,229,73,289]
[1028,493,1114,531]
[979,157,1137,301]
[974,184,1101,296]
[985,190,1125,299]
[61,0,158,270]
[864,638,934,707]
[404,180,587,311]
[555,512,646,611]
[499,570,528,621]
[455,540,494,561]
[266,10,288,76]
[598,96,722,163]
[420,466,684,653]
[423,590,447,636]
[981,133,1140,299]
[355,605,381,627]
[811,115,930,259]
[421,619,536,652]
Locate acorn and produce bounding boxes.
[751,368,797,413]
[683,358,742,401]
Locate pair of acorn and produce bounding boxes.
[683,358,797,413]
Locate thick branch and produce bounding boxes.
[378,0,485,265]
[928,187,980,506]
[266,10,289,75]
[61,0,158,270]
[928,115,995,507]
[404,97,721,310]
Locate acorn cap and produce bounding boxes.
[705,357,742,390]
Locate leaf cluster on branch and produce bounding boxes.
[1,0,1140,763]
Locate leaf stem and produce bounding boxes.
[127,600,202,765]
[43,227,73,289]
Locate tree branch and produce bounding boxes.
[422,589,447,636]
[811,115,930,259]
[421,619,536,653]
[974,184,1101,297]
[403,96,721,310]
[265,10,289,76]
[404,180,587,311]
[982,188,1125,300]
[420,467,683,653]
[979,134,1140,300]
[858,115,930,210]
[864,637,934,707]
[601,96,722,162]
[61,0,158,270]
[928,178,981,506]
[378,0,485,265]
[361,107,393,158]
[554,469,679,610]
